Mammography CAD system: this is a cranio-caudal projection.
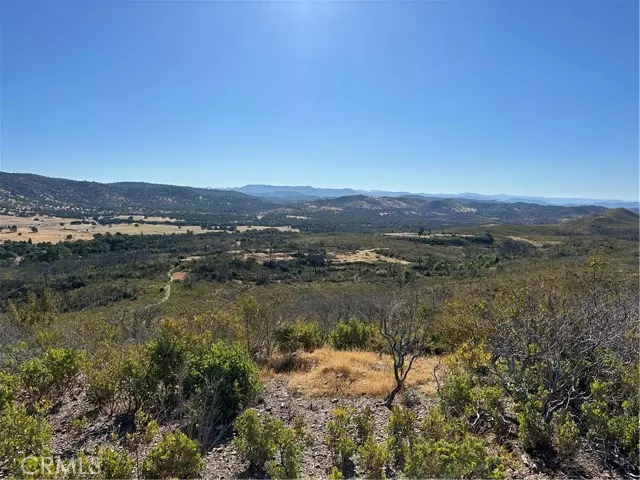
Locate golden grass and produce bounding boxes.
[330,249,410,265]
[235,225,300,233]
[286,348,440,398]
[0,215,217,244]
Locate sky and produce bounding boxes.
[1,0,638,200]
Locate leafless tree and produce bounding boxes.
[376,290,434,410]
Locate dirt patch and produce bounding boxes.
[507,236,559,247]
[113,215,177,222]
[181,255,203,262]
[286,348,439,398]
[236,225,300,233]
[231,251,297,263]
[286,215,309,220]
[171,272,187,281]
[330,249,410,265]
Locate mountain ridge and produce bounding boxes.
[234,184,638,209]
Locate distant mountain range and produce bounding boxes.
[1,172,634,233]
[234,184,639,209]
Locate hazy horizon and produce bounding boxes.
[1,170,637,203]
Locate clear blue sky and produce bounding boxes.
[1,0,638,200]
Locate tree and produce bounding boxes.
[377,291,432,409]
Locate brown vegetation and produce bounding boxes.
[286,348,439,398]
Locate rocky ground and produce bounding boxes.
[43,374,626,480]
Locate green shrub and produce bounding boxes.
[328,466,344,479]
[0,371,20,410]
[438,370,474,417]
[119,345,156,413]
[421,404,464,441]
[71,416,88,437]
[517,389,551,452]
[186,342,260,419]
[126,410,160,449]
[20,348,85,400]
[387,405,416,468]
[96,448,135,479]
[581,378,639,458]
[142,430,202,479]
[552,412,580,459]
[86,356,121,413]
[265,416,312,479]
[330,318,377,351]
[147,332,188,388]
[234,409,311,477]
[353,406,374,446]
[357,437,389,479]
[404,435,503,479]
[234,409,278,470]
[0,402,51,474]
[325,407,356,471]
[274,321,323,354]
[471,385,509,440]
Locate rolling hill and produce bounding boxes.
[0,172,270,217]
[0,172,614,231]
[557,208,639,240]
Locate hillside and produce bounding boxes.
[0,172,610,231]
[0,172,270,217]
[557,208,639,240]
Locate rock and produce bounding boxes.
[331,398,338,403]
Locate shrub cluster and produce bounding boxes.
[234,408,312,479]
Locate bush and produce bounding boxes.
[186,342,260,420]
[421,404,464,441]
[387,405,416,468]
[328,466,344,479]
[265,416,312,479]
[234,409,278,470]
[0,371,19,410]
[20,348,85,400]
[330,318,377,351]
[273,321,323,354]
[552,412,580,459]
[86,354,122,413]
[353,406,374,446]
[438,370,474,417]
[404,435,503,479]
[357,437,389,479]
[96,448,135,479]
[0,402,51,474]
[234,409,311,477]
[325,408,356,472]
[517,389,551,452]
[119,345,156,413]
[142,430,202,479]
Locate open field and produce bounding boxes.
[330,248,411,264]
[235,225,300,232]
[113,215,178,222]
[0,215,217,243]
[286,348,440,397]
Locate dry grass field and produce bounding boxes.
[286,348,440,398]
[235,225,300,233]
[0,215,215,244]
[330,249,410,265]
[113,215,177,222]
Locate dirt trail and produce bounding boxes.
[142,266,176,311]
